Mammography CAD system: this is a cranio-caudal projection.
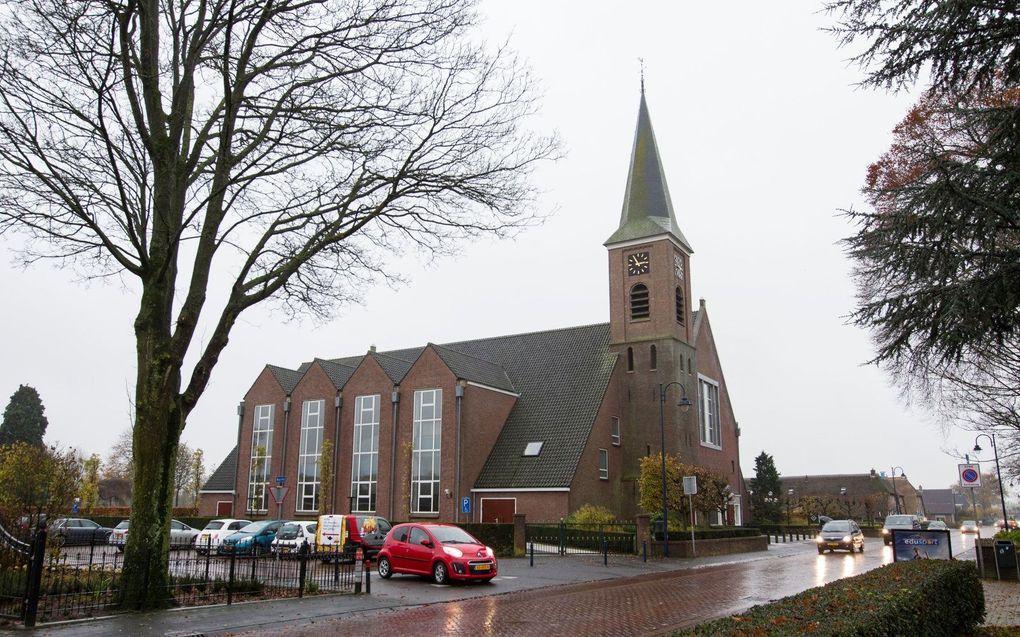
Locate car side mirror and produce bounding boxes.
[420,538,431,547]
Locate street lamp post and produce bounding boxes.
[890,466,906,514]
[786,488,794,525]
[840,487,851,518]
[974,433,1010,530]
[658,382,692,558]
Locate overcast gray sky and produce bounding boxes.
[0,0,992,495]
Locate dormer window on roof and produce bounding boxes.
[523,441,544,457]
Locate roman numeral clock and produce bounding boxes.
[627,252,650,275]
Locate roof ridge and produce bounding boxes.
[439,321,610,350]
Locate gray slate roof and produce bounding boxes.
[201,446,237,492]
[604,93,693,252]
[268,365,303,393]
[430,343,516,393]
[921,489,961,516]
[437,323,616,489]
[315,358,358,388]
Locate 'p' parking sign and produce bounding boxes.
[959,464,981,487]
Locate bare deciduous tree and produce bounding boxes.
[0,0,555,607]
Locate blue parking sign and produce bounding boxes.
[461,497,471,514]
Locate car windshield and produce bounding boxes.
[276,524,301,539]
[239,521,272,534]
[203,521,225,531]
[885,515,914,525]
[962,520,976,526]
[115,521,129,530]
[429,526,479,545]
[821,521,851,532]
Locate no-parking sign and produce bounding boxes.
[959,464,982,487]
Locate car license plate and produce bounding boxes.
[828,542,839,547]
[474,563,491,571]
[281,547,290,553]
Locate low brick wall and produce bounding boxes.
[647,534,769,558]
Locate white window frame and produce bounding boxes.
[411,389,442,514]
[296,399,324,513]
[698,375,722,449]
[248,404,274,513]
[351,394,381,513]
[610,417,621,446]
[598,448,609,480]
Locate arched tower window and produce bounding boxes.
[627,347,634,371]
[675,287,685,324]
[630,284,650,320]
[650,345,657,370]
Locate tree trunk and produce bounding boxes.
[119,279,183,609]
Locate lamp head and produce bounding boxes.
[678,396,692,412]
[973,443,983,452]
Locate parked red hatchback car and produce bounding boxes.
[377,523,496,584]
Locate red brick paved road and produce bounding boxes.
[255,550,882,637]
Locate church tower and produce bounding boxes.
[606,91,698,484]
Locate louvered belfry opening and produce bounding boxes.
[630,284,650,319]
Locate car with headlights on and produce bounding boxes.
[217,520,284,556]
[882,514,921,545]
[272,521,317,557]
[377,523,496,584]
[195,518,252,554]
[960,520,979,533]
[816,519,864,554]
[926,520,948,531]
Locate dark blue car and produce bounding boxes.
[218,520,284,555]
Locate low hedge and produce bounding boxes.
[459,523,514,557]
[680,559,984,637]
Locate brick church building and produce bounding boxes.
[199,92,747,525]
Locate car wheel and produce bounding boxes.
[378,556,393,579]
[817,548,824,555]
[433,561,449,585]
[859,542,864,553]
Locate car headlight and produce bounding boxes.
[815,536,824,544]
[842,535,852,543]
[484,546,494,557]
[238,537,251,545]
[882,529,889,534]
[443,546,464,558]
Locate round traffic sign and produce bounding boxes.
[961,468,980,484]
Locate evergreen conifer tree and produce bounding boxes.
[0,384,48,446]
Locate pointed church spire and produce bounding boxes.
[605,92,693,252]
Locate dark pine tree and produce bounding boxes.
[748,451,782,525]
[0,384,48,446]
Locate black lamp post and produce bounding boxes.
[840,487,851,518]
[786,488,794,525]
[890,466,906,514]
[658,381,692,557]
[974,433,1009,530]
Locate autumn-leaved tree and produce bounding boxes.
[0,0,554,607]
[0,385,48,446]
[189,449,205,509]
[318,439,334,516]
[81,454,102,515]
[0,443,82,533]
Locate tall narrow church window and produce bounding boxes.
[698,377,721,449]
[649,345,657,370]
[626,347,634,371]
[351,395,380,512]
[247,404,274,513]
[297,399,324,512]
[630,284,650,320]
[411,389,442,514]
[675,287,685,324]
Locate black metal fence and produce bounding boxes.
[525,522,636,555]
[1,527,362,626]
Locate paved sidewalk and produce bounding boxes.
[983,580,1020,627]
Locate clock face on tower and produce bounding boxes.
[674,254,684,280]
[627,252,650,275]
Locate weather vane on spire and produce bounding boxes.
[639,57,645,95]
